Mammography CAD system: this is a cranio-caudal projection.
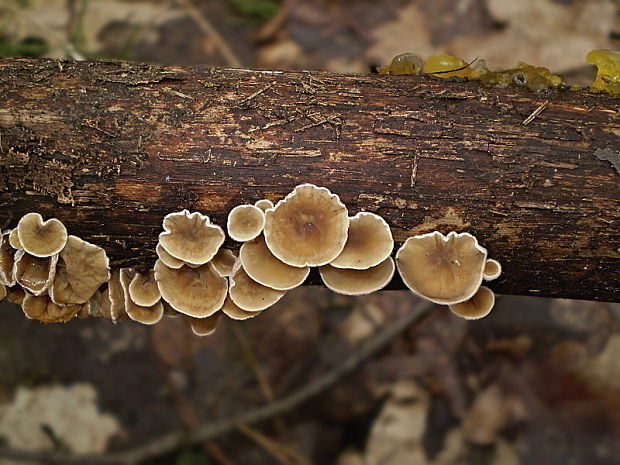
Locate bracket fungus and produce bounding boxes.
[0,283,6,301]
[449,286,495,320]
[396,231,487,305]
[158,210,225,266]
[49,236,110,306]
[227,204,266,242]
[239,235,309,291]
[127,270,161,307]
[211,249,237,277]
[188,313,221,337]
[154,260,227,318]
[483,259,502,281]
[0,232,17,286]
[120,268,164,325]
[13,251,58,296]
[320,257,395,296]
[156,243,185,269]
[229,261,286,312]
[221,295,261,320]
[264,184,349,267]
[16,213,67,258]
[8,229,22,250]
[254,199,274,212]
[7,287,25,305]
[21,293,82,323]
[330,212,393,270]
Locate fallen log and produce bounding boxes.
[0,58,618,301]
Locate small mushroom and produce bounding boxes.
[188,313,221,337]
[158,210,225,266]
[6,287,25,305]
[239,235,309,290]
[17,212,68,258]
[107,270,129,323]
[211,248,237,277]
[227,204,266,242]
[0,283,6,301]
[229,261,286,312]
[221,295,261,320]
[254,199,274,211]
[263,184,349,267]
[49,235,110,306]
[21,293,82,323]
[13,250,58,296]
[128,270,161,307]
[8,229,22,250]
[330,212,394,270]
[0,231,17,286]
[396,231,487,305]
[319,257,395,296]
[156,243,185,269]
[120,268,163,325]
[154,260,227,318]
[449,286,495,320]
[483,259,502,281]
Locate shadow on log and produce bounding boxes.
[0,58,618,301]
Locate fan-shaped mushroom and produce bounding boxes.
[330,212,393,270]
[263,184,349,267]
[128,270,161,307]
[229,261,286,312]
[239,235,309,290]
[483,259,502,281]
[254,199,274,211]
[319,257,395,295]
[13,250,58,296]
[8,229,22,250]
[449,286,496,320]
[188,313,221,336]
[17,213,67,258]
[396,231,487,305]
[227,205,266,242]
[154,260,227,318]
[221,295,261,320]
[0,231,17,286]
[158,210,225,265]
[21,293,82,323]
[120,268,163,325]
[49,236,110,306]
[211,249,237,277]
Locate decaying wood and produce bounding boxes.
[0,58,618,301]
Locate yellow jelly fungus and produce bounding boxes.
[480,62,562,92]
[378,53,422,75]
[586,49,620,94]
[423,54,473,79]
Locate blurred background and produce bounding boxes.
[1,0,620,464]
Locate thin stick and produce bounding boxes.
[0,301,434,465]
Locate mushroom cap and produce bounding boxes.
[0,283,6,301]
[221,295,261,320]
[264,184,349,267]
[254,199,274,211]
[211,248,237,277]
[88,287,110,318]
[49,235,110,306]
[188,313,221,336]
[7,286,25,305]
[396,231,487,305]
[239,235,309,290]
[17,213,68,258]
[229,261,286,312]
[120,268,164,325]
[159,210,225,265]
[8,229,22,250]
[107,269,129,323]
[128,270,161,307]
[319,257,395,296]
[330,212,394,270]
[0,232,17,286]
[156,243,185,269]
[154,260,227,318]
[21,293,82,323]
[13,250,58,296]
[227,205,266,242]
[449,286,495,320]
[483,259,502,281]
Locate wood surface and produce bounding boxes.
[0,58,619,301]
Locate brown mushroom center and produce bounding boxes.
[292,211,322,237]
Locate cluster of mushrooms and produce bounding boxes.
[0,184,502,336]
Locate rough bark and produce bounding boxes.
[0,58,618,301]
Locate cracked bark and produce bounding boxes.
[0,58,619,302]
